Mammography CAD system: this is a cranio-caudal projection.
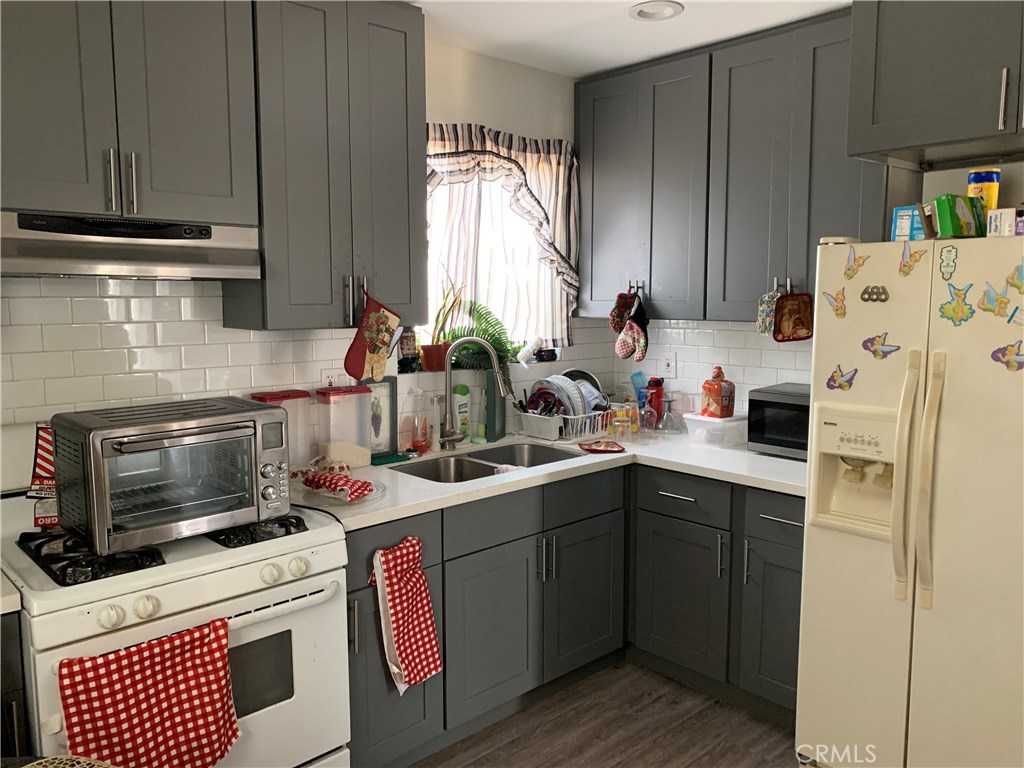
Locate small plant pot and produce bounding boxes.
[419,342,451,372]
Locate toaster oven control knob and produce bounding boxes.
[97,604,126,630]
[261,463,277,479]
[133,595,161,620]
[261,486,278,501]
[260,563,283,585]
[288,557,309,578]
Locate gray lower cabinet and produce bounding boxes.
[542,510,625,682]
[348,565,444,767]
[1,613,29,758]
[848,1,1023,157]
[444,536,544,729]
[1,1,119,215]
[738,537,802,709]
[635,510,731,681]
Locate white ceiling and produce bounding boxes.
[419,1,849,79]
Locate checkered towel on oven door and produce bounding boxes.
[58,618,240,768]
[368,536,443,694]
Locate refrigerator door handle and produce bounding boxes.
[891,349,922,600]
[914,351,947,609]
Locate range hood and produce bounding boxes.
[0,211,261,280]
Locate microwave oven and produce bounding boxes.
[51,397,291,554]
[747,383,810,460]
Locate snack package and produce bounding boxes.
[700,366,736,419]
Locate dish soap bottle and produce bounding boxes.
[452,384,472,438]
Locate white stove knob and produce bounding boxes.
[97,604,126,630]
[260,563,283,585]
[288,557,310,578]
[133,595,161,620]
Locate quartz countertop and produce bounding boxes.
[291,432,808,532]
[1,572,20,615]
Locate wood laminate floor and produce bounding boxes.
[415,662,796,768]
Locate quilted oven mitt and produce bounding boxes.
[609,291,635,333]
[615,319,648,362]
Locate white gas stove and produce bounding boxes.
[1,494,352,768]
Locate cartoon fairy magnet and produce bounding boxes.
[938,282,975,327]
[1007,258,1024,294]
[897,241,926,277]
[822,287,846,319]
[844,246,870,280]
[825,365,858,391]
[938,245,958,281]
[862,332,900,360]
[979,281,1011,317]
[990,340,1024,372]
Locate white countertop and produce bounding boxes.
[1,571,20,615]
[291,433,808,532]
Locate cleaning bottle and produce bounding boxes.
[452,384,471,438]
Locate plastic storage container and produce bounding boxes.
[250,389,312,467]
[315,385,372,468]
[683,411,748,448]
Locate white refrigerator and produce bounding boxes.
[795,237,1024,768]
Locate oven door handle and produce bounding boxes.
[112,426,255,454]
[227,580,342,632]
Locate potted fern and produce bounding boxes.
[419,281,461,371]
[443,301,520,395]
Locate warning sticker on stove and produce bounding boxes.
[28,421,56,499]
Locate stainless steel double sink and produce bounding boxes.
[389,442,584,483]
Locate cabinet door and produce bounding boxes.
[348,1,428,326]
[577,73,643,317]
[739,537,802,709]
[348,565,444,767]
[543,510,625,682]
[0,1,119,215]
[635,510,730,680]
[110,1,258,224]
[707,35,793,321]
[223,0,354,331]
[788,16,887,296]
[637,56,710,320]
[848,1,1023,154]
[444,536,543,728]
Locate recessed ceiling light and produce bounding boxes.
[629,1,685,22]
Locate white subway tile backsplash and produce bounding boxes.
[684,329,715,346]
[1,355,10,381]
[104,373,157,400]
[312,339,345,360]
[741,367,779,386]
[795,351,813,370]
[207,366,252,391]
[71,298,128,323]
[2,326,43,354]
[101,279,155,297]
[129,297,180,322]
[131,346,182,371]
[155,281,198,297]
[1,410,13,425]
[40,277,99,297]
[205,323,252,343]
[156,369,206,395]
[202,282,223,296]
[181,297,222,320]
[292,362,322,385]
[779,368,812,385]
[182,344,228,369]
[73,349,130,376]
[760,350,796,369]
[252,363,295,387]
[2,379,46,409]
[14,405,60,423]
[698,347,728,365]
[46,376,103,405]
[156,321,206,345]
[1,300,9,327]
[12,351,73,379]
[9,298,71,325]
[714,330,748,348]
[101,323,157,348]
[42,324,101,351]
[1,278,41,297]
[229,342,273,366]
[745,333,780,350]
[728,348,762,367]
[272,340,313,363]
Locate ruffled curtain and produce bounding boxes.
[426,124,580,346]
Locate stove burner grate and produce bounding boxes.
[17,528,166,587]
[206,515,309,548]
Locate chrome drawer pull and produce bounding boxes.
[997,67,1008,131]
[716,534,723,579]
[658,491,696,503]
[758,513,804,528]
[743,540,750,585]
[537,537,547,582]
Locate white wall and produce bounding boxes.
[425,41,574,139]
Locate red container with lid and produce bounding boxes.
[250,389,312,467]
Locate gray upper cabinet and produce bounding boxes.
[0,2,119,215]
[706,34,793,322]
[637,56,710,320]
[110,2,258,225]
[848,1,1023,158]
[348,1,428,327]
[577,73,642,317]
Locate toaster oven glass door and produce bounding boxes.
[748,401,809,454]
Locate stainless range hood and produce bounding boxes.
[0,211,262,280]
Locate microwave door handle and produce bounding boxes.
[228,580,342,632]
[113,426,255,453]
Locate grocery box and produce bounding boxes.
[918,194,986,238]
[891,205,926,241]
[986,208,1018,237]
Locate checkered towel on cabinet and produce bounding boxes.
[368,536,443,694]
[57,618,240,768]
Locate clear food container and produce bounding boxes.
[682,411,748,448]
[316,385,372,468]
[250,389,312,467]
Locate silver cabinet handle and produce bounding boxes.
[997,67,1008,130]
[8,699,22,756]
[345,276,354,326]
[129,151,138,214]
[743,539,750,585]
[759,513,804,528]
[716,534,723,579]
[358,276,367,318]
[107,148,117,212]
[658,491,696,503]
[349,599,359,654]
[550,535,557,580]
[537,536,547,582]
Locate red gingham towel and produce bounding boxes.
[58,618,239,768]
[368,537,443,693]
[296,470,375,501]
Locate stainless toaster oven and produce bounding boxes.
[747,382,810,460]
[51,397,291,554]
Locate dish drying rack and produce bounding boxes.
[519,405,624,442]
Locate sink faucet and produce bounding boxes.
[440,337,510,450]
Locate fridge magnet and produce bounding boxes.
[822,288,847,319]
[938,282,976,327]
[979,282,1011,317]
[1007,306,1024,328]
[1006,259,1024,294]
[359,376,398,455]
[897,241,927,277]
[990,340,1023,372]
[862,332,900,360]
[938,245,959,281]
[844,246,870,280]
[860,285,890,303]
[825,365,858,391]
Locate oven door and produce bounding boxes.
[96,424,261,553]
[747,398,809,459]
[30,569,350,767]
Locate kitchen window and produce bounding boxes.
[425,124,580,347]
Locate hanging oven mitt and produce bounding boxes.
[773,289,814,342]
[345,287,401,382]
[756,285,781,336]
[609,290,635,333]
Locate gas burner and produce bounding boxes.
[206,515,309,549]
[17,528,165,587]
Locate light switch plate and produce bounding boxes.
[662,352,676,379]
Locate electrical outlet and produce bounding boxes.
[320,368,345,387]
[662,352,677,379]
